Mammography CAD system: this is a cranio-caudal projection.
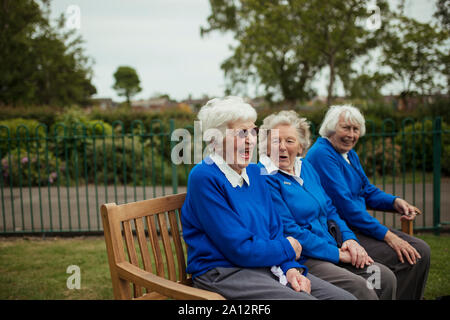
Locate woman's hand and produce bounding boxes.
[341,239,374,268]
[393,198,421,221]
[384,230,421,264]
[286,236,302,260]
[286,268,311,294]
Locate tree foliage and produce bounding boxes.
[202,0,449,104]
[380,14,449,98]
[112,66,142,105]
[201,0,387,104]
[0,0,96,107]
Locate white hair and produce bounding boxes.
[259,110,311,156]
[197,96,257,150]
[319,105,366,138]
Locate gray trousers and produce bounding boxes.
[193,267,356,300]
[304,259,397,300]
[353,227,431,300]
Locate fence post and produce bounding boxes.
[432,117,441,235]
[170,119,178,195]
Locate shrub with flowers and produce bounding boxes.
[0,145,68,187]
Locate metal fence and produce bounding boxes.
[0,117,448,235]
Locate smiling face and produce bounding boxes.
[221,119,257,174]
[268,124,303,174]
[328,113,361,154]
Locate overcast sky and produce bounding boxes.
[49,0,438,103]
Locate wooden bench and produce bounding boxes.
[101,192,225,300]
[101,192,419,300]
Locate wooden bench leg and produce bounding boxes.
[401,219,413,235]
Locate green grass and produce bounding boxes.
[0,233,448,300]
[0,236,113,299]
[415,233,450,300]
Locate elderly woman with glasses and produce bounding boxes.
[257,110,396,300]
[306,105,430,300]
[181,97,355,300]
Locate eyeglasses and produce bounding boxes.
[231,127,259,138]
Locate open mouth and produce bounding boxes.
[238,148,251,161]
[279,155,289,161]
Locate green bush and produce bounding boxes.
[0,118,48,156]
[395,119,450,175]
[358,137,402,176]
[0,106,62,127]
[0,145,67,187]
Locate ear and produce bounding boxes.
[297,144,304,157]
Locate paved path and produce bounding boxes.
[0,180,448,233]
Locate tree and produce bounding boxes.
[202,1,322,103]
[112,66,142,105]
[342,70,390,103]
[434,0,450,30]
[380,14,449,101]
[0,0,96,106]
[201,0,386,105]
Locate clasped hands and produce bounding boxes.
[285,236,374,294]
[339,239,374,268]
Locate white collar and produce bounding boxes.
[259,154,303,186]
[341,152,351,164]
[209,153,250,188]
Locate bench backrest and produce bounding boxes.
[101,193,188,299]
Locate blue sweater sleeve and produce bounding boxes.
[265,175,340,264]
[352,154,398,211]
[188,168,302,272]
[323,188,358,243]
[311,149,389,240]
[307,161,358,243]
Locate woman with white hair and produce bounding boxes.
[258,110,396,300]
[306,105,431,300]
[181,97,355,300]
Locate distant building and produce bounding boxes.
[90,98,118,109]
[131,97,178,111]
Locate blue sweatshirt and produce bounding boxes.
[181,158,306,279]
[258,157,357,264]
[306,137,397,240]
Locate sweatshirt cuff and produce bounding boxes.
[328,246,340,264]
[280,237,296,261]
[342,230,358,243]
[373,224,389,241]
[280,261,309,277]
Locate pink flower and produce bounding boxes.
[21,157,28,164]
[1,158,8,170]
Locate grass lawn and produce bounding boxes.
[0,233,448,300]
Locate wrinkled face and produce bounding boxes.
[268,124,303,174]
[329,113,361,154]
[221,120,257,174]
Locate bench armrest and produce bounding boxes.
[366,206,419,236]
[116,261,225,300]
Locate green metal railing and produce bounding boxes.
[0,117,448,235]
